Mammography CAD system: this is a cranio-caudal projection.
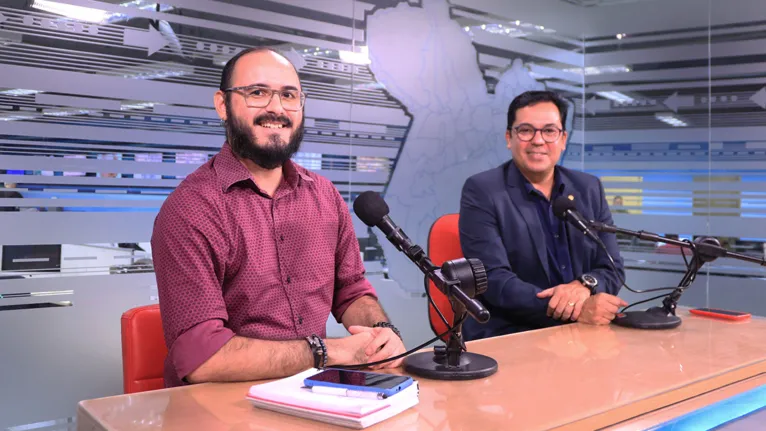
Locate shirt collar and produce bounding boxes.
[509,160,565,199]
[214,141,313,193]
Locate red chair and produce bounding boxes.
[426,214,462,341]
[121,304,168,393]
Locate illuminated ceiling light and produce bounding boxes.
[564,65,631,75]
[596,91,635,104]
[32,1,173,25]
[0,112,39,121]
[0,89,41,96]
[120,101,157,110]
[655,112,688,127]
[32,0,110,23]
[481,24,486,30]
[43,108,91,117]
[464,26,469,31]
[339,46,370,65]
[481,23,530,38]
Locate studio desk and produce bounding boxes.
[78,310,766,430]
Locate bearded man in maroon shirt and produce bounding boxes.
[151,47,406,387]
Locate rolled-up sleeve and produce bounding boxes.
[151,188,234,387]
[167,320,234,386]
[331,190,377,322]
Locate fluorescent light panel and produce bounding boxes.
[42,108,91,117]
[596,91,635,103]
[121,101,156,110]
[655,112,688,127]
[564,65,631,75]
[0,89,41,96]
[32,0,173,24]
[0,113,39,121]
[464,20,554,37]
[339,46,371,65]
[32,0,109,23]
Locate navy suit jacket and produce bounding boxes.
[459,160,624,340]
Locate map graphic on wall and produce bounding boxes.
[366,0,573,289]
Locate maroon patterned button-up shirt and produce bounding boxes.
[151,142,376,387]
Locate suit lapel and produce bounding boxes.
[505,164,551,285]
[561,178,584,278]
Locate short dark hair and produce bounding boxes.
[219,46,285,91]
[506,90,568,131]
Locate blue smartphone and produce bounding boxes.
[303,368,413,398]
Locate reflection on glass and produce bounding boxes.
[0,243,153,278]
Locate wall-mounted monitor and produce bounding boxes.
[1,245,62,272]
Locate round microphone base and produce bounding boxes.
[612,307,682,330]
[403,350,498,380]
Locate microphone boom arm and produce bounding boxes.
[589,221,766,267]
[589,220,766,316]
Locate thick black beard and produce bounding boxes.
[226,107,304,170]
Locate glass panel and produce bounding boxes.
[707,0,766,316]
[581,0,712,311]
[360,0,586,295]
[0,0,358,427]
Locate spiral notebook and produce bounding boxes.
[246,369,419,429]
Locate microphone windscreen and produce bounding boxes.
[552,196,577,220]
[353,191,390,227]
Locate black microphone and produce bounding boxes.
[354,191,498,380]
[353,191,490,324]
[552,196,601,244]
[353,191,414,257]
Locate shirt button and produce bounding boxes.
[560,265,567,270]
[286,276,291,284]
[298,317,303,324]
[554,234,560,239]
[280,234,285,242]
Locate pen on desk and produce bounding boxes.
[309,386,387,400]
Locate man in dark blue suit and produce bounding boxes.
[459,91,627,341]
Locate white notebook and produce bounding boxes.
[246,369,419,429]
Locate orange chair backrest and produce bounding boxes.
[426,214,462,341]
[121,304,168,393]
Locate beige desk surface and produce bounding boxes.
[78,311,766,431]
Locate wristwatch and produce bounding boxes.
[578,274,599,295]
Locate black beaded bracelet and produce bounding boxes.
[304,335,326,369]
[316,336,328,369]
[373,322,402,340]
